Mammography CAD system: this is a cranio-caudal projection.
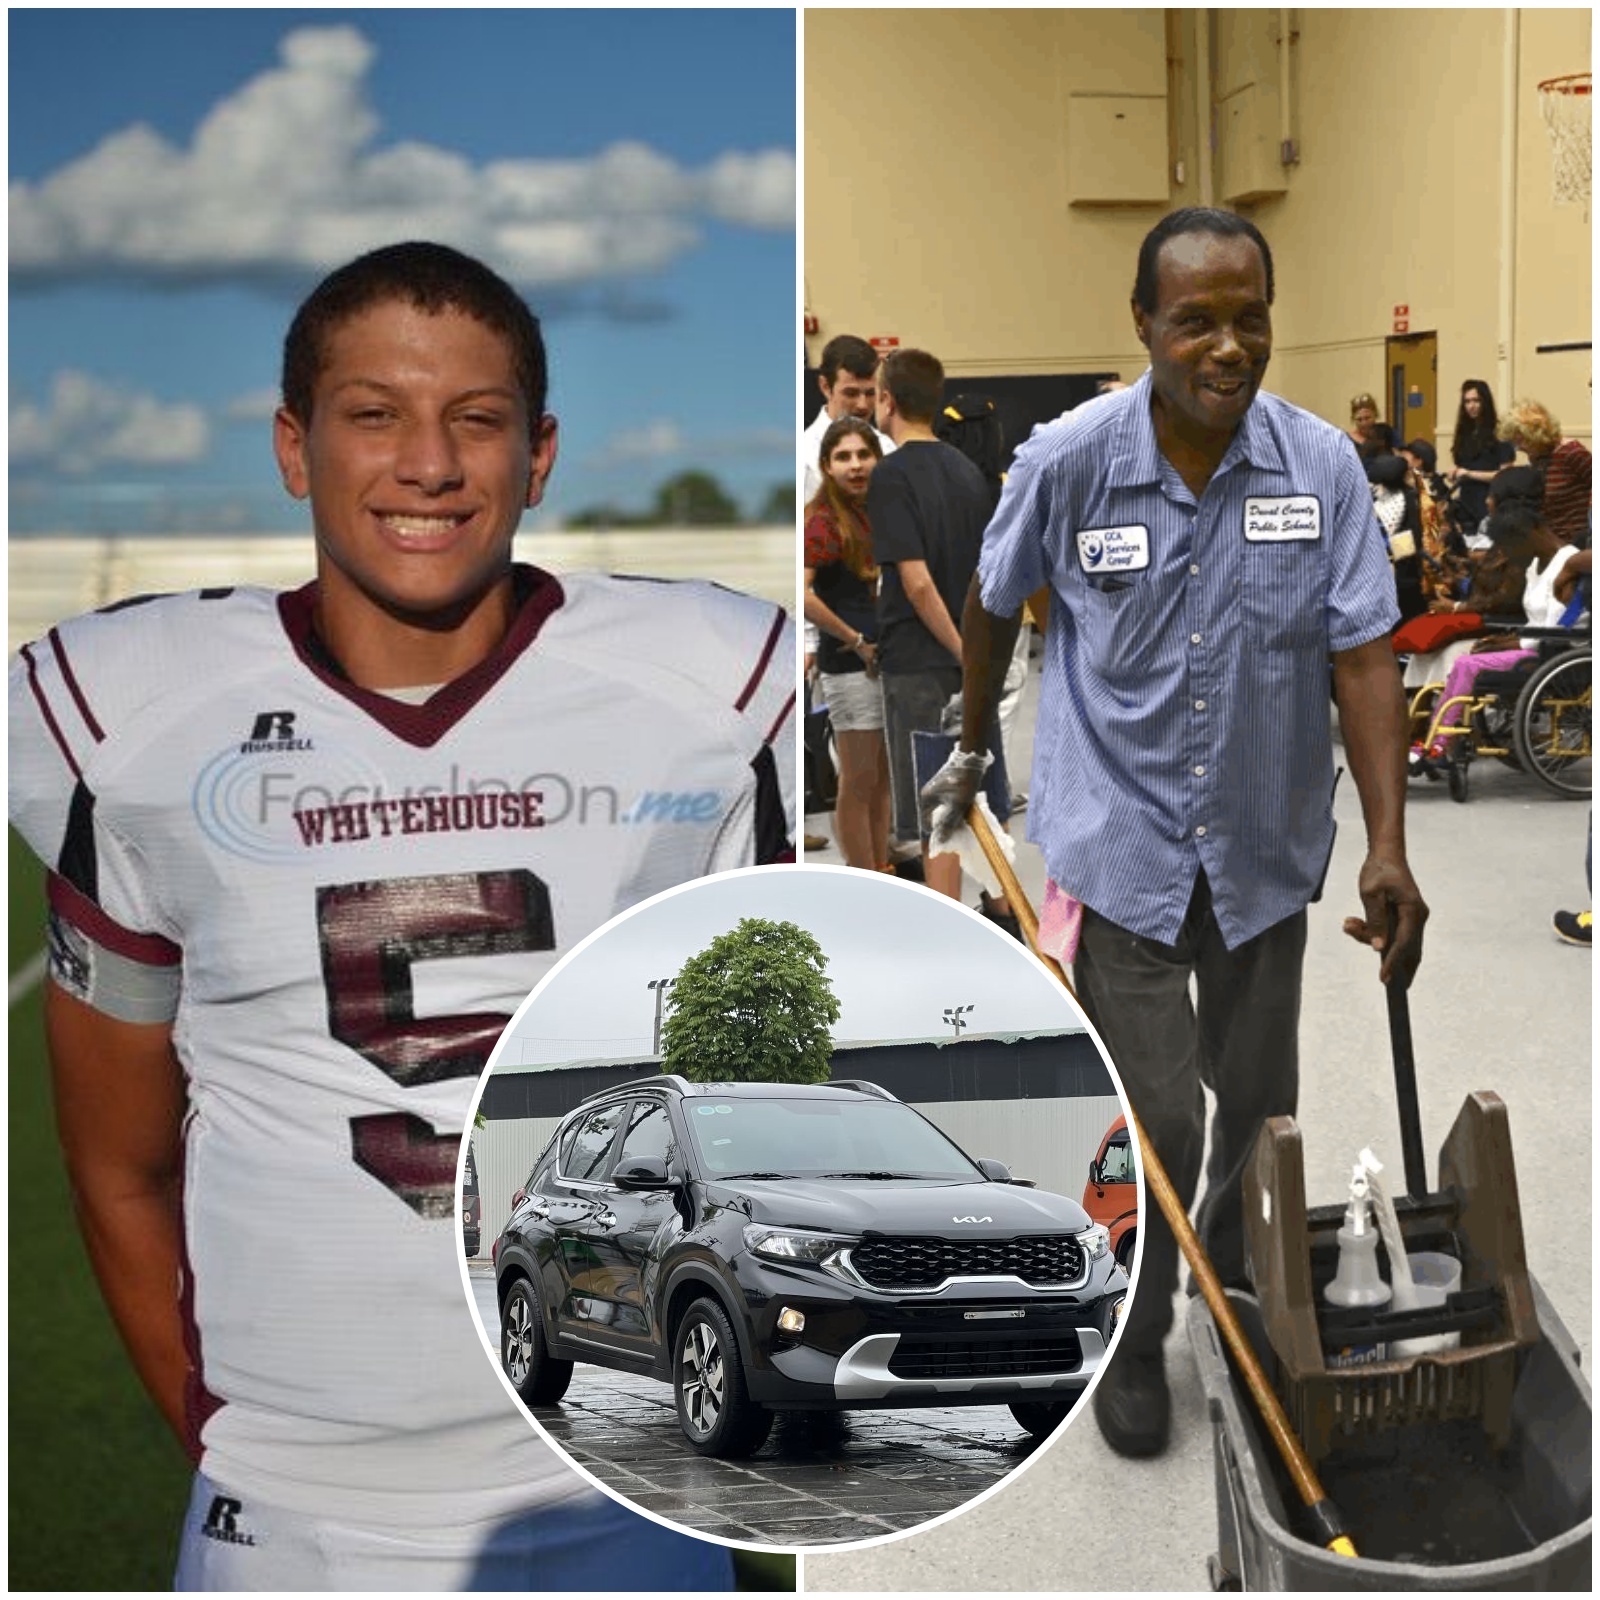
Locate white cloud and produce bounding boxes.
[223,387,282,423]
[10,25,795,290]
[10,371,210,474]
[591,420,791,467]
[603,420,688,462]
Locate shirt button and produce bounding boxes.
[1190,563,1201,576]
[1195,699,1207,711]
[1190,632,1203,645]
[1195,825,1208,837]
[1194,765,1206,777]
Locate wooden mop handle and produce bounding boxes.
[964,804,1076,999]
[963,802,1358,1559]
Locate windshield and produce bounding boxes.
[684,1096,983,1181]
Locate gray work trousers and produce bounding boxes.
[1074,873,1306,1358]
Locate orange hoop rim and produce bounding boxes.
[1538,71,1592,96]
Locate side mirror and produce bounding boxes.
[1088,1159,1101,1186]
[613,1156,676,1191]
[510,1187,526,1210]
[976,1157,1012,1183]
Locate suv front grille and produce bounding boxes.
[849,1235,1085,1291]
[887,1332,1083,1379]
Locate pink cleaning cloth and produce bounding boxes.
[1036,877,1084,967]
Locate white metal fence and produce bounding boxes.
[9,527,795,655]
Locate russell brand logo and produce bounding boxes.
[239,710,313,754]
[201,1495,257,1547]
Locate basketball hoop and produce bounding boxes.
[1538,71,1591,207]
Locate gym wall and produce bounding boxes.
[805,7,1590,449]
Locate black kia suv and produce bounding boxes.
[491,1077,1127,1457]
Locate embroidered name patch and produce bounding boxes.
[1244,496,1321,541]
[1076,524,1150,573]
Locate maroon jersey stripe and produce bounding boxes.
[763,688,796,747]
[47,873,182,966]
[734,609,787,712]
[47,625,106,743]
[20,643,83,781]
[275,565,566,749]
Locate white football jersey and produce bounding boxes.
[9,566,795,1525]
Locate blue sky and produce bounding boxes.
[9,8,796,534]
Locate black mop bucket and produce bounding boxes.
[1189,1281,1591,1589]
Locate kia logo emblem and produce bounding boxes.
[952,1215,992,1223]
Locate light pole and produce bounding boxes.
[647,977,676,1055]
[943,1004,975,1038]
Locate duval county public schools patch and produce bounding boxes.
[1244,495,1322,541]
[1076,524,1150,573]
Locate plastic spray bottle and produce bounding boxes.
[1324,1163,1392,1367]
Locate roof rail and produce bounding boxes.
[829,1078,897,1101]
[576,1073,691,1106]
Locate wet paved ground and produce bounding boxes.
[467,1265,1068,1546]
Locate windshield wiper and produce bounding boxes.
[816,1170,926,1180]
[715,1171,796,1180]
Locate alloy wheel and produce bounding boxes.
[680,1318,726,1436]
[504,1290,534,1386]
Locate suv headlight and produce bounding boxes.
[1076,1223,1111,1262]
[742,1225,857,1269]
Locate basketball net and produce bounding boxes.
[1539,72,1591,209]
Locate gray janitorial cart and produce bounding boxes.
[959,807,1591,1590]
[1191,977,1593,1589]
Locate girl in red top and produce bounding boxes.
[804,417,889,870]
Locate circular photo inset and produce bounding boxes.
[459,864,1142,1550]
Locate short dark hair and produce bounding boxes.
[1133,207,1275,315]
[281,242,547,424]
[1486,503,1543,551]
[1364,451,1408,488]
[1488,464,1543,512]
[880,348,945,425]
[1404,438,1437,472]
[818,335,879,386]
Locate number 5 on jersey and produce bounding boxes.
[317,869,555,1215]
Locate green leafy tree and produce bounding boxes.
[754,482,796,524]
[563,503,632,529]
[661,918,840,1084]
[652,469,740,526]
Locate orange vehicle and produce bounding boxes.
[1082,1115,1138,1271]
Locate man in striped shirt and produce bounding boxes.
[936,207,1428,1458]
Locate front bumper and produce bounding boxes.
[828,1325,1107,1401]
[733,1252,1124,1410]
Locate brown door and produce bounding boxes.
[1385,332,1438,451]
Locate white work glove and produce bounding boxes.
[919,746,993,849]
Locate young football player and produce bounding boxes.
[10,242,794,1589]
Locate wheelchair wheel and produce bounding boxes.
[1446,745,1469,803]
[1512,647,1591,798]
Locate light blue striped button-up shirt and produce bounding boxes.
[979,371,1399,949]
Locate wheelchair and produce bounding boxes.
[1408,624,1591,803]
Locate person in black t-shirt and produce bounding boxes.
[868,347,995,897]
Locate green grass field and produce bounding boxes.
[9,828,190,1588]
[7,829,792,1590]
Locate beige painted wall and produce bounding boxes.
[805,8,1590,446]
